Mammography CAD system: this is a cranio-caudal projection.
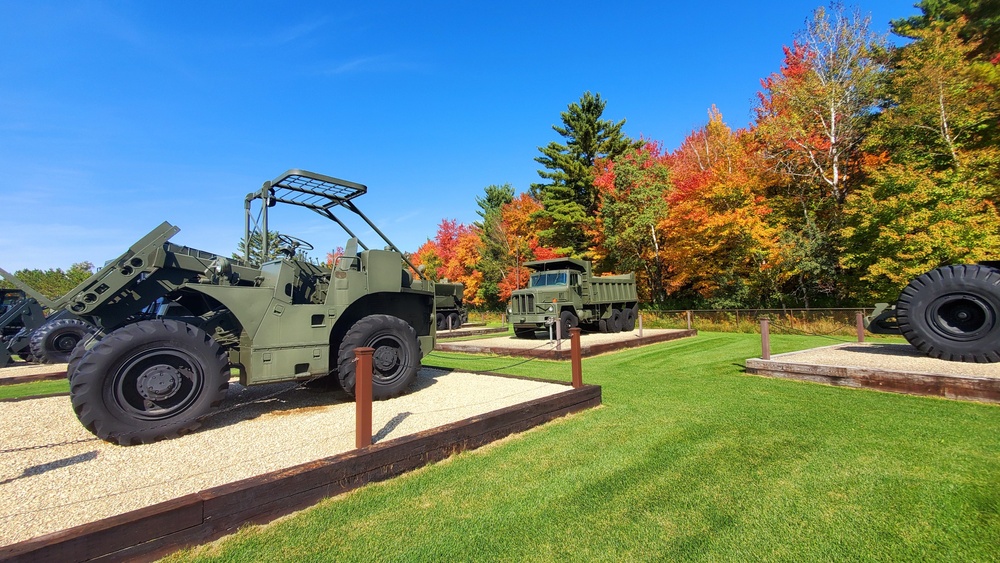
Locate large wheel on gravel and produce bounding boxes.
[337,314,420,399]
[608,309,624,333]
[896,264,1000,363]
[69,319,230,445]
[29,318,96,364]
[559,310,578,338]
[622,306,637,332]
[514,327,536,339]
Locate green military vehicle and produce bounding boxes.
[5,169,435,445]
[435,280,468,330]
[866,263,1000,362]
[508,258,638,338]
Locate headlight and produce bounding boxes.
[547,305,554,312]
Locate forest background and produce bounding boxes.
[9,1,1000,312]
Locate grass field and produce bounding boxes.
[0,378,67,400]
[159,332,999,562]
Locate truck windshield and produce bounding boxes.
[530,272,568,287]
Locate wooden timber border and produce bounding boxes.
[0,369,66,386]
[435,326,510,340]
[746,352,1000,404]
[1,383,601,563]
[435,329,697,360]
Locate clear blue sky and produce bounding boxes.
[0,0,918,272]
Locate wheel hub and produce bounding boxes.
[373,346,399,371]
[137,366,183,401]
[53,334,79,353]
[928,293,995,341]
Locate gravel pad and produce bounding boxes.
[0,368,567,546]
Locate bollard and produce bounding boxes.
[760,318,770,361]
[638,312,643,337]
[355,347,374,448]
[570,327,582,388]
[856,311,865,343]
[448,314,453,332]
[686,310,692,330]
[555,317,562,350]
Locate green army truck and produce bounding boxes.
[508,258,638,339]
[4,169,435,445]
[435,280,468,330]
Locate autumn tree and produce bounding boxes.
[661,109,784,308]
[531,91,635,258]
[592,141,671,304]
[841,16,1000,301]
[892,0,1000,60]
[473,184,515,310]
[755,3,889,306]
[409,219,483,307]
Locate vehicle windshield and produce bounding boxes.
[530,271,568,287]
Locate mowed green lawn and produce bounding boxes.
[117,333,997,560]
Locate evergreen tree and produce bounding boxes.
[474,184,515,310]
[531,91,634,258]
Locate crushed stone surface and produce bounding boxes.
[0,368,568,546]
[765,342,1000,378]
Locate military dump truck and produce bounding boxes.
[435,280,468,330]
[4,169,435,445]
[866,264,1000,363]
[508,258,638,338]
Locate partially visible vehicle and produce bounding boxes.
[435,280,467,330]
[508,258,638,338]
[865,263,1000,362]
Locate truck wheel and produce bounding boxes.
[447,312,462,330]
[29,318,97,364]
[559,310,578,338]
[622,307,637,332]
[608,309,623,333]
[69,319,230,445]
[436,313,446,331]
[338,314,420,399]
[514,327,536,339]
[897,264,1000,362]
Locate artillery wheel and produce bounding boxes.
[70,319,230,445]
[337,314,420,399]
[608,309,624,333]
[622,306,637,332]
[29,318,97,364]
[896,264,1000,362]
[447,312,462,330]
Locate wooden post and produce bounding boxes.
[355,347,374,448]
[686,310,692,330]
[638,312,643,337]
[555,317,562,351]
[856,311,865,343]
[570,327,582,388]
[760,317,770,361]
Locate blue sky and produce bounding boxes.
[0,0,918,272]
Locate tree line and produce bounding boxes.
[410,0,1000,310]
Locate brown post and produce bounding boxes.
[570,327,583,388]
[856,311,865,343]
[355,347,374,448]
[760,317,771,361]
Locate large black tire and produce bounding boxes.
[896,264,1000,363]
[29,318,96,364]
[622,306,637,332]
[436,312,446,331]
[514,327,536,339]
[70,319,230,445]
[66,334,100,381]
[608,309,624,333]
[447,312,462,330]
[337,315,420,399]
[558,310,578,338]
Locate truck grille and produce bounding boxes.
[512,294,534,313]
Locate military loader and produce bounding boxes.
[0,278,98,365]
[865,263,1000,363]
[5,169,435,445]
